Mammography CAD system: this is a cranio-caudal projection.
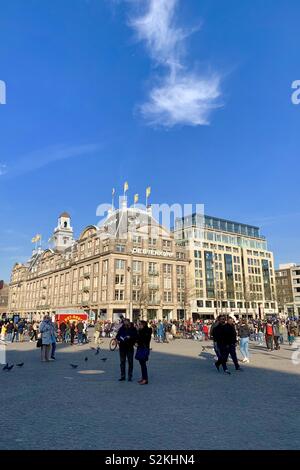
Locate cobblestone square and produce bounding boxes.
[1,336,300,450]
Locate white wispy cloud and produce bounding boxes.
[125,0,222,127]
[0,143,101,179]
[0,164,7,176]
[140,73,221,127]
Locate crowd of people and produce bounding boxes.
[209,315,300,374]
[1,314,299,380]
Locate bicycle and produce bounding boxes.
[109,332,118,351]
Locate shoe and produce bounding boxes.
[214,361,220,372]
[244,358,250,364]
[236,367,243,371]
[128,377,132,382]
[51,357,56,360]
[139,380,148,385]
[224,370,231,375]
[118,377,126,381]
[242,358,247,363]
[137,379,143,383]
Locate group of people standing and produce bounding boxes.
[210,315,294,374]
[0,319,29,342]
[58,320,89,345]
[211,316,248,374]
[116,318,152,385]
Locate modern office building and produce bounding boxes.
[8,202,189,322]
[276,263,300,317]
[174,213,277,319]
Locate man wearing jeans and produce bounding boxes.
[238,319,250,363]
[116,319,137,382]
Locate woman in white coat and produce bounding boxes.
[39,315,52,362]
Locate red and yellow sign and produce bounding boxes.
[55,313,88,325]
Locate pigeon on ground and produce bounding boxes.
[84,357,88,362]
[6,365,14,371]
[2,363,8,371]
[101,358,107,362]
[202,346,207,352]
[95,348,100,355]
[70,364,78,369]
[16,363,24,367]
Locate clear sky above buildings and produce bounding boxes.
[0,0,300,281]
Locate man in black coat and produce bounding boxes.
[212,315,237,374]
[116,318,137,382]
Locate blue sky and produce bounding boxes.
[0,0,300,281]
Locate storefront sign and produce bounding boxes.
[131,248,174,257]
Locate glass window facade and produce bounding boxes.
[204,251,215,299]
[262,259,272,301]
[224,254,235,300]
[175,214,263,242]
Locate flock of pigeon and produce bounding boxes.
[3,362,24,371]
[2,346,108,372]
[69,346,108,369]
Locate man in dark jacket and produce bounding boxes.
[59,321,67,342]
[136,321,152,385]
[212,315,236,374]
[116,318,137,382]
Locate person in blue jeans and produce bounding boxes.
[76,321,84,345]
[238,319,251,364]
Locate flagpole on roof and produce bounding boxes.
[112,187,115,211]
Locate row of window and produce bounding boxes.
[196,300,276,309]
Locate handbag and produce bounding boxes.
[36,337,42,348]
[135,346,150,362]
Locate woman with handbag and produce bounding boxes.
[135,321,152,385]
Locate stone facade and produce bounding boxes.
[8,206,189,321]
[276,263,300,317]
[0,281,9,317]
